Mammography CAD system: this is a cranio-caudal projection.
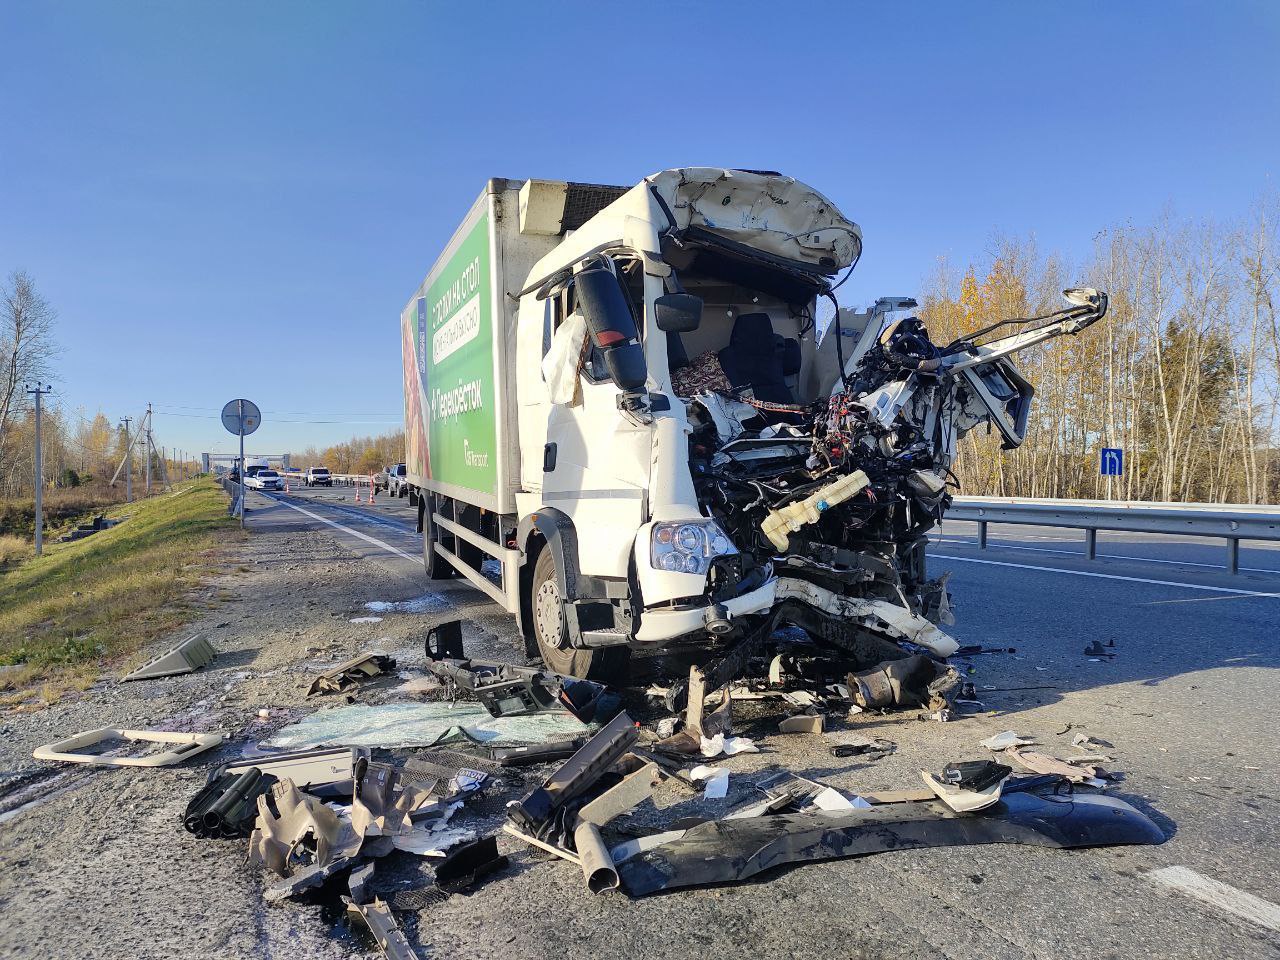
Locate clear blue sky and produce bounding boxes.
[1,1,1277,459]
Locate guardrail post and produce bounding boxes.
[978,521,988,549]
[1227,538,1240,574]
[1086,528,1097,560]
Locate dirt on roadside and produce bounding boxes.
[0,515,489,960]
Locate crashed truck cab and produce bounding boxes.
[403,167,1108,683]
[509,170,861,660]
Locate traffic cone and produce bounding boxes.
[284,475,290,494]
[354,482,363,504]
[368,474,376,502]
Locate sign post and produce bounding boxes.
[1100,447,1123,500]
[221,399,261,528]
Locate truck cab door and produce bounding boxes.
[515,293,550,493]
[540,278,651,579]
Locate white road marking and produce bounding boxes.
[1149,866,1280,934]
[266,495,421,564]
[927,553,1280,599]
[931,535,1280,575]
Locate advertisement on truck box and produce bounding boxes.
[401,210,498,500]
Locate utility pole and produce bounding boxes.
[144,403,153,496]
[238,401,246,528]
[120,416,133,502]
[26,383,53,555]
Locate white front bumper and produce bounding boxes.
[633,578,778,644]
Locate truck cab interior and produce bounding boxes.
[662,251,839,406]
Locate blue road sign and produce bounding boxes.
[1100,448,1123,476]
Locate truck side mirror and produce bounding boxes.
[574,264,647,391]
[654,293,702,333]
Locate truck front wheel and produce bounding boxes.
[422,496,455,580]
[531,548,628,683]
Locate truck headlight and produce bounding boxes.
[651,520,736,575]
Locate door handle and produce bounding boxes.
[543,442,557,472]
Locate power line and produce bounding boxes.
[151,410,401,425]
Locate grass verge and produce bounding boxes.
[0,477,240,704]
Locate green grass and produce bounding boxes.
[0,477,240,701]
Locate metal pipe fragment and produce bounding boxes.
[573,820,619,893]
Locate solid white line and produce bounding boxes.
[1149,866,1280,934]
[931,536,1280,575]
[927,553,1280,599]
[265,495,421,564]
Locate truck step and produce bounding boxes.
[580,628,630,648]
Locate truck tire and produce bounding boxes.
[531,548,628,683]
[422,496,455,580]
[455,503,485,571]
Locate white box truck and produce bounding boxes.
[400,168,1106,686]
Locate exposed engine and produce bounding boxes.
[675,287,1109,708]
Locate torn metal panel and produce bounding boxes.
[848,655,958,710]
[577,763,660,827]
[345,897,421,960]
[33,727,224,767]
[308,652,396,696]
[616,791,1165,897]
[506,710,638,836]
[772,580,960,659]
[120,635,215,681]
[648,168,862,273]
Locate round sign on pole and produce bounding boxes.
[221,399,262,437]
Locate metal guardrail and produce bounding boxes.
[946,496,1280,573]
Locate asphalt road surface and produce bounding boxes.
[258,483,1280,958]
[3,481,1278,960]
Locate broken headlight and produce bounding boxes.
[650,520,737,575]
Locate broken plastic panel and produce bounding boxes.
[249,778,362,878]
[506,710,638,837]
[33,727,224,767]
[120,635,215,682]
[616,790,1164,896]
[308,652,396,696]
[223,746,360,796]
[345,897,421,960]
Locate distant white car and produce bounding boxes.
[245,469,283,491]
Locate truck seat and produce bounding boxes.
[717,312,798,404]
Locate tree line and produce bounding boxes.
[287,431,405,477]
[919,199,1279,504]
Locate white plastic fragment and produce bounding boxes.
[979,730,1035,751]
[391,826,478,857]
[349,617,382,624]
[812,787,855,811]
[699,734,758,759]
[689,765,729,799]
